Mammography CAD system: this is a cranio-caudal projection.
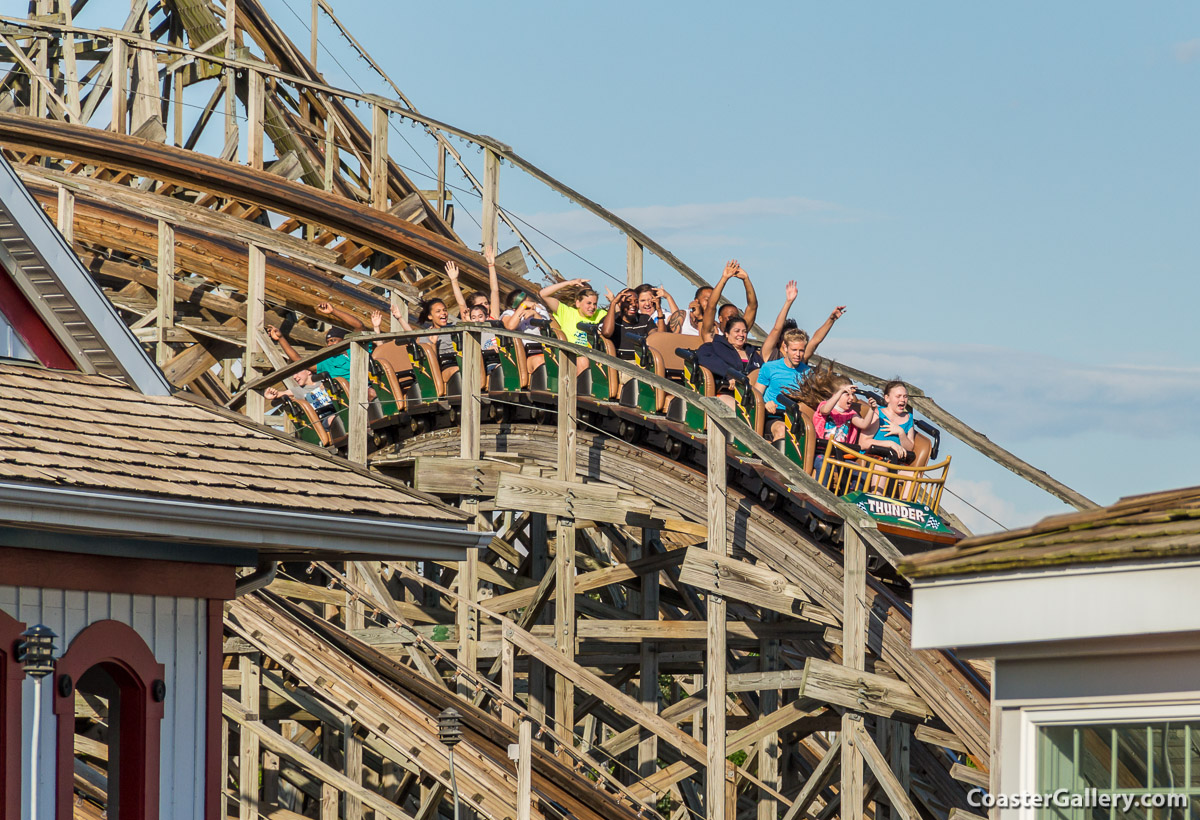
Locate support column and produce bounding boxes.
[528,512,549,726]
[55,185,73,244]
[247,69,264,170]
[238,655,261,820]
[554,350,577,748]
[517,719,532,820]
[457,330,482,696]
[436,137,448,219]
[61,0,79,121]
[626,238,643,288]
[370,102,389,210]
[244,245,266,423]
[111,36,127,134]
[323,116,337,192]
[156,220,175,367]
[224,0,238,156]
[841,525,867,820]
[757,618,781,820]
[310,0,319,67]
[638,527,659,778]
[344,720,363,820]
[482,148,499,252]
[348,340,369,465]
[705,414,729,820]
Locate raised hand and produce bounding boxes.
[266,325,281,342]
[829,305,847,321]
[445,261,460,280]
[264,387,281,401]
[390,303,406,321]
[785,280,798,301]
[722,259,739,279]
[483,245,497,267]
[370,310,384,331]
[315,302,333,315]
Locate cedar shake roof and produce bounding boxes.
[901,486,1200,579]
[0,362,468,523]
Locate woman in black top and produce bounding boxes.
[697,315,763,410]
[601,288,658,359]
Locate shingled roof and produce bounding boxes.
[901,486,1200,579]
[0,361,468,523]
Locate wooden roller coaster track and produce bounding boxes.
[0,2,1095,818]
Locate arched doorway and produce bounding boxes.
[53,621,165,820]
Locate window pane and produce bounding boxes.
[1038,720,1200,820]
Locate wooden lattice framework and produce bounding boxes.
[0,3,1098,818]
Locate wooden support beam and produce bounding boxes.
[758,615,781,820]
[705,413,728,820]
[370,102,388,210]
[798,659,933,722]
[494,472,653,523]
[458,330,482,696]
[841,524,867,820]
[239,655,261,820]
[248,69,264,170]
[555,348,577,748]
[913,724,968,754]
[502,624,707,767]
[949,763,988,790]
[782,736,841,820]
[244,244,266,423]
[222,697,417,820]
[55,184,73,244]
[517,719,532,820]
[414,456,521,496]
[348,339,369,464]
[637,528,659,779]
[851,721,922,820]
[626,237,643,287]
[111,35,126,135]
[482,148,499,252]
[156,219,175,366]
[500,636,515,728]
[344,720,364,820]
[677,548,837,625]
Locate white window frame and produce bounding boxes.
[1019,699,1200,820]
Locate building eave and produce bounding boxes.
[0,481,492,565]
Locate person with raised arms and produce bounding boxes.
[699,260,758,343]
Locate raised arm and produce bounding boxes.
[817,384,854,416]
[315,301,363,332]
[803,305,846,362]
[266,324,301,363]
[484,246,501,318]
[655,286,679,315]
[760,280,797,361]
[700,260,739,342]
[501,305,534,331]
[738,264,759,329]
[444,261,470,317]
[851,397,878,430]
[538,278,586,313]
[389,303,413,332]
[600,290,628,338]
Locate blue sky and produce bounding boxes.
[85,0,1200,532]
